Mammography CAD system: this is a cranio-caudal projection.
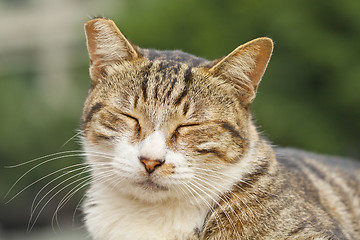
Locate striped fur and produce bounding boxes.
[81,18,360,240]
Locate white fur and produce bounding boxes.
[139,131,166,160]
[85,186,208,240]
[83,129,257,239]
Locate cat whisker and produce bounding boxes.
[193,165,269,221]
[29,168,92,225]
[193,174,246,230]
[59,130,85,150]
[189,178,241,238]
[52,177,91,232]
[176,180,202,206]
[29,163,113,229]
[197,165,275,220]
[5,151,115,202]
[6,163,90,204]
[51,163,116,218]
[5,150,84,168]
[71,188,88,228]
[179,180,224,235]
[28,173,97,231]
[186,181,227,235]
[195,170,258,220]
[5,152,86,201]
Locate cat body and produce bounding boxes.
[82,18,360,240]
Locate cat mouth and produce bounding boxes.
[136,179,168,191]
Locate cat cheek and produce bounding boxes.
[158,163,176,177]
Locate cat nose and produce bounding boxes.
[139,156,164,174]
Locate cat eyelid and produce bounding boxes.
[177,123,201,129]
[120,112,139,123]
[105,108,139,123]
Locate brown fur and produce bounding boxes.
[82,18,360,240]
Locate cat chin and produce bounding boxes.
[135,179,169,191]
[100,178,178,203]
[123,188,176,203]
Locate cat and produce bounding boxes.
[81,17,360,240]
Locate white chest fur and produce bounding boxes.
[84,186,209,240]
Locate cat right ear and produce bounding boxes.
[84,18,141,84]
[207,37,273,105]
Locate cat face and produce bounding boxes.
[82,18,272,202]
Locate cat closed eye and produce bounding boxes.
[171,123,200,141]
[177,123,200,129]
[120,112,141,133]
[120,113,139,123]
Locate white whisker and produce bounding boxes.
[59,130,84,150]
[28,173,96,231]
[189,178,240,238]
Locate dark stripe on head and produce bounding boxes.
[134,95,139,109]
[158,62,170,72]
[164,77,178,102]
[183,102,190,116]
[142,77,148,102]
[288,223,307,236]
[84,102,103,124]
[101,122,118,132]
[174,67,192,106]
[141,63,153,102]
[95,133,115,140]
[154,83,159,100]
[221,122,244,142]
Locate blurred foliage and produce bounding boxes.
[1,0,359,231]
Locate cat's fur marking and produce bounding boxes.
[82,17,360,240]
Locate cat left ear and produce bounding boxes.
[84,18,141,83]
[208,37,273,104]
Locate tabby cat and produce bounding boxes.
[82,17,360,240]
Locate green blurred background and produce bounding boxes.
[1,0,359,238]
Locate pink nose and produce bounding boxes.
[139,157,164,174]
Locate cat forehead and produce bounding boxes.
[141,49,211,68]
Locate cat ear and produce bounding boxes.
[208,37,273,104]
[84,18,141,83]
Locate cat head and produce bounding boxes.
[82,18,273,202]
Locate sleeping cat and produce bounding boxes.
[82,17,360,240]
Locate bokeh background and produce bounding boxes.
[1,0,359,239]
